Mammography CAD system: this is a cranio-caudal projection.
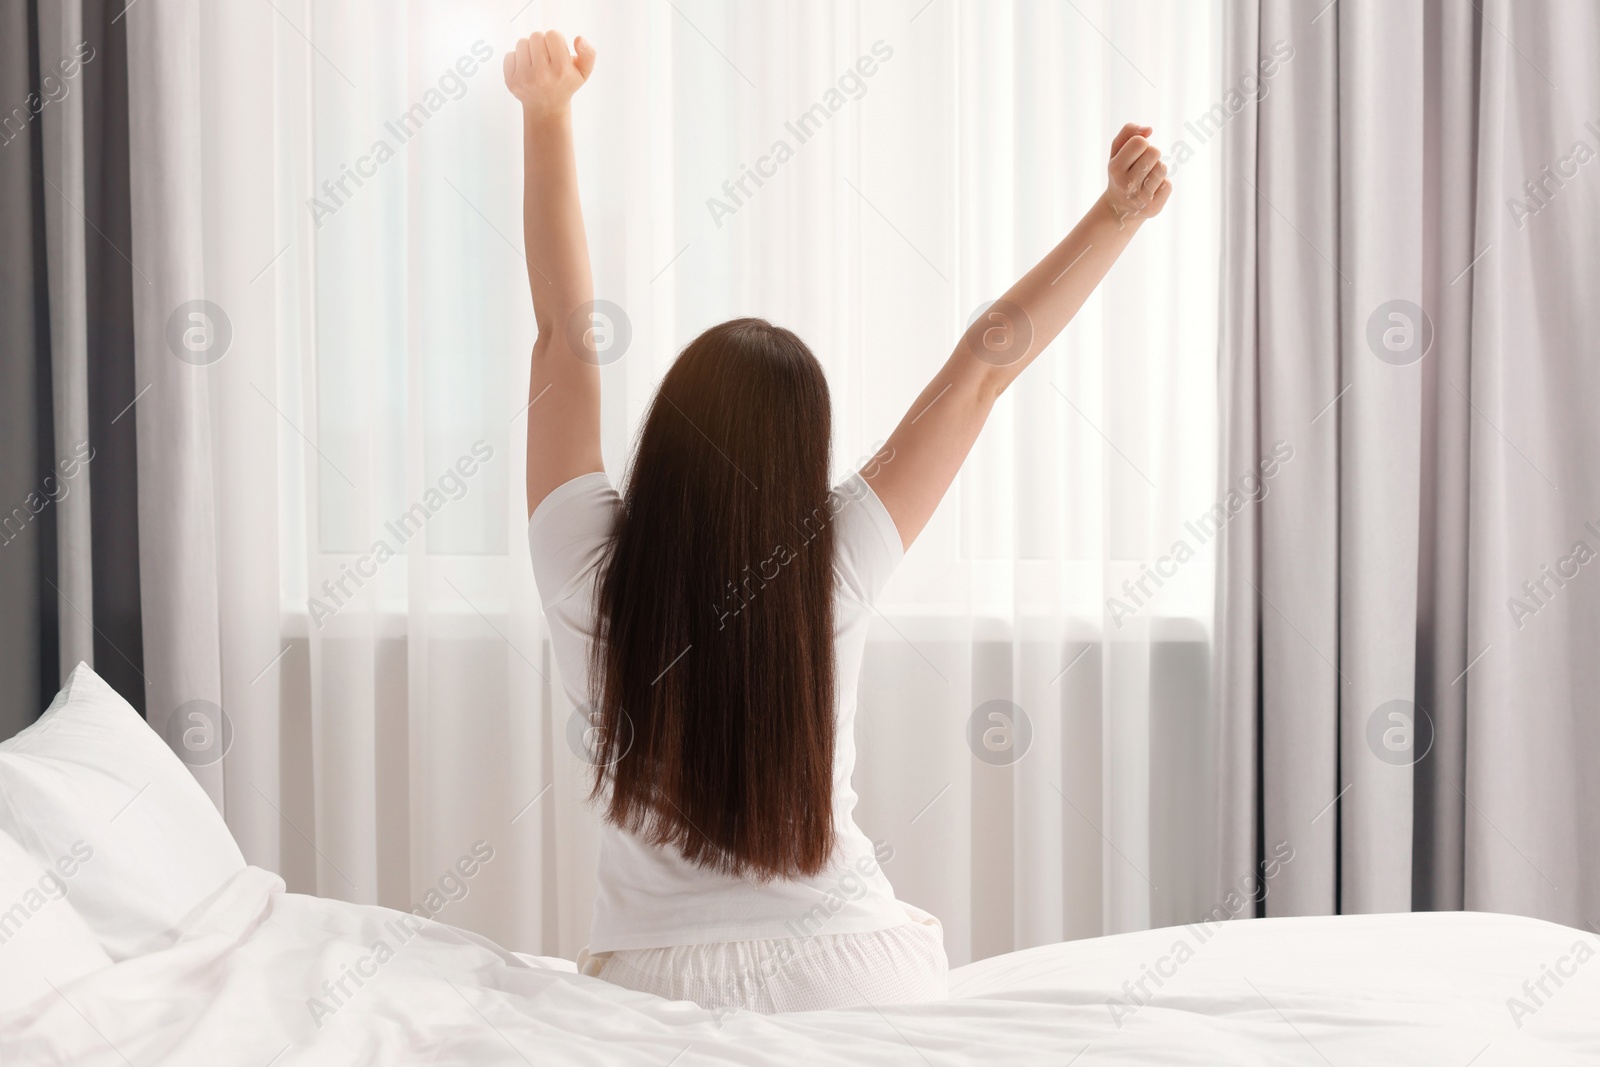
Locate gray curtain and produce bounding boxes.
[0,0,50,740]
[0,0,143,738]
[1218,0,1599,927]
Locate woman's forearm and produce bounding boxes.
[522,107,593,338]
[965,192,1145,399]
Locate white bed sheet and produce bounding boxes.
[3,865,1595,1065]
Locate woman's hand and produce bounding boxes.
[504,31,596,119]
[1103,123,1172,224]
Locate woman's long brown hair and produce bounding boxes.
[588,318,837,881]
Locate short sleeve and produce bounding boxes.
[527,472,622,608]
[828,473,905,606]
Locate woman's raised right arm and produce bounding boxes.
[505,30,603,517]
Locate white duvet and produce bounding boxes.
[4,865,1596,1066]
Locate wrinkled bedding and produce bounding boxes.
[4,866,1596,1065]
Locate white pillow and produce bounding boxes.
[0,828,113,1012]
[0,663,245,960]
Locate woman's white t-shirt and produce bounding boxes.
[528,470,912,953]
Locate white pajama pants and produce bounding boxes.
[577,902,949,1014]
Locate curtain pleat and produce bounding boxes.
[82,0,145,718]
[37,0,97,679]
[1412,0,1481,914]
[125,0,225,805]
[1460,0,1600,922]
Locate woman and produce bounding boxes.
[505,31,1170,1014]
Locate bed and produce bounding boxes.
[3,667,1596,1065]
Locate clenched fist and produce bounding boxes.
[504,31,595,118]
[1104,123,1172,224]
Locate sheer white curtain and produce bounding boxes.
[127,0,1220,966]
